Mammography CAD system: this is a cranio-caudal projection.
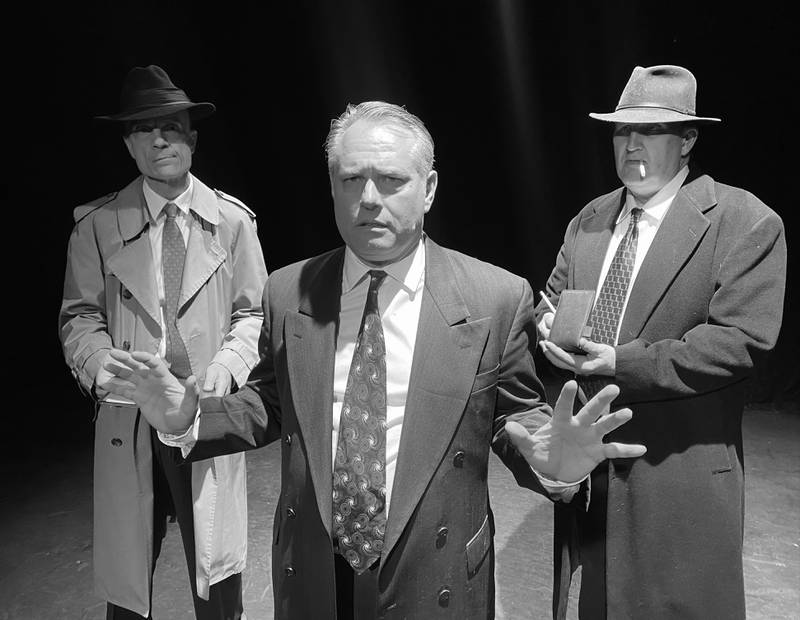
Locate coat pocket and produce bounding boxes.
[465,514,491,578]
[471,363,500,395]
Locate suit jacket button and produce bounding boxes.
[122,341,131,351]
[111,438,123,447]
[284,566,295,577]
[286,507,296,518]
[453,451,465,467]
[285,435,292,445]
[437,587,451,607]
[436,526,448,548]
[121,288,132,300]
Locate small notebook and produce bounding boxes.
[549,290,595,353]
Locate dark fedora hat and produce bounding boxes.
[590,65,720,124]
[95,64,215,121]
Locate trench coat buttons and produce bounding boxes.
[284,567,295,577]
[437,587,451,607]
[453,451,465,468]
[285,435,292,445]
[122,341,131,351]
[436,526,448,548]
[111,438,123,447]
[121,288,132,300]
[286,507,296,519]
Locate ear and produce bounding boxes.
[188,129,198,153]
[423,170,438,214]
[123,135,135,159]
[681,128,698,157]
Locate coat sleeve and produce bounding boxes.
[615,208,787,401]
[188,278,282,461]
[490,278,553,496]
[209,208,269,387]
[59,213,113,395]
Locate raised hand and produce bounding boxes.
[99,349,199,433]
[505,380,645,483]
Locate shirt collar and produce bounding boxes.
[142,175,194,222]
[619,165,689,225]
[342,236,426,297]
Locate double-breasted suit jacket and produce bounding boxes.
[538,172,786,619]
[189,237,553,618]
[60,175,267,615]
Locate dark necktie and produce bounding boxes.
[162,203,192,378]
[332,270,388,574]
[579,207,643,400]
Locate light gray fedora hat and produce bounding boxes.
[590,65,720,123]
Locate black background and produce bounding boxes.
[7,2,797,455]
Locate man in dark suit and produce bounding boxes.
[536,66,786,619]
[101,101,646,619]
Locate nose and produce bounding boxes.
[360,179,380,209]
[151,128,169,148]
[625,131,643,151]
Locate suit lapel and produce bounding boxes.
[383,240,490,561]
[573,190,624,290]
[285,249,344,537]
[106,181,160,325]
[618,176,714,343]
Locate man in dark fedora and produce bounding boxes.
[536,65,786,618]
[59,65,267,619]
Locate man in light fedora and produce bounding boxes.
[535,65,786,618]
[59,65,267,619]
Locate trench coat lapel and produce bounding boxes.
[285,249,344,537]
[618,175,714,343]
[573,189,624,291]
[180,179,226,309]
[106,180,160,325]
[383,239,490,562]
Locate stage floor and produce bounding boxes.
[1,404,797,619]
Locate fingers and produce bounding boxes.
[542,342,578,370]
[552,380,579,424]
[99,377,136,398]
[504,420,534,451]
[574,384,620,425]
[603,442,647,459]
[591,407,633,436]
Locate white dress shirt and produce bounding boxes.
[594,166,689,345]
[141,176,194,358]
[333,239,426,517]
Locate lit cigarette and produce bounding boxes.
[539,290,557,313]
[639,161,646,178]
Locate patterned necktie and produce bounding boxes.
[333,270,388,574]
[579,207,643,400]
[162,203,192,378]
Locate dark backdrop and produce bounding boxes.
[8,1,797,454]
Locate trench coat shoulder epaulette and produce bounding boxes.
[73,191,119,224]
[213,188,257,220]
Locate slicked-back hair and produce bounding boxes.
[325,101,435,176]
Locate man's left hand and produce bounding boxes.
[505,380,646,484]
[202,363,233,397]
[540,338,616,376]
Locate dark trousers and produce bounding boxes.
[577,461,608,620]
[334,554,380,620]
[106,428,243,620]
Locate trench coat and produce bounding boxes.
[537,172,786,619]
[186,238,554,618]
[60,174,267,616]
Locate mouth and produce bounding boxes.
[358,221,388,229]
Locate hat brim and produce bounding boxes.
[589,107,720,124]
[95,101,216,122]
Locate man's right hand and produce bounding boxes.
[99,350,199,434]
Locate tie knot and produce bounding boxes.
[164,202,179,219]
[630,207,643,223]
[368,270,387,290]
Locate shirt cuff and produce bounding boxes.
[157,409,201,458]
[531,467,586,502]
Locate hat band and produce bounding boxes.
[120,87,196,115]
[616,102,697,116]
